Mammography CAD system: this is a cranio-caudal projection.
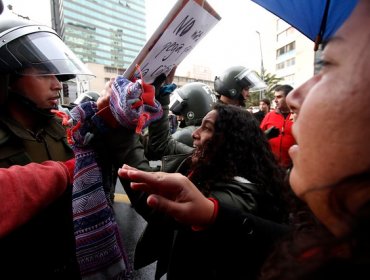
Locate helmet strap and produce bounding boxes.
[0,75,9,105]
[8,90,56,120]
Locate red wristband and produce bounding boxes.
[191,197,219,231]
[207,197,219,224]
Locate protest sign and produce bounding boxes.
[124,0,221,84]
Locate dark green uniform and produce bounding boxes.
[0,113,81,280]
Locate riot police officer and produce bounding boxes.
[214,65,266,107]
[169,82,217,147]
[0,16,93,279]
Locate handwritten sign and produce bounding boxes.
[124,0,220,84]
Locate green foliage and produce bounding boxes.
[246,71,283,107]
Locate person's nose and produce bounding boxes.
[243,89,250,98]
[192,127,200,140]
[50,76,63,90]
[286,75,320,115]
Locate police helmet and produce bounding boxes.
[214,66,266,100]
[169,82,217,126]
[0,16,93,80]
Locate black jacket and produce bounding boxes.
[98,93,290,279]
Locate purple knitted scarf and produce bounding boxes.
[110,75,163,132]
[56,76,162,279]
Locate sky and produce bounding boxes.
[3,0,274,77]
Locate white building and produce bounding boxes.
[257,12,317,88]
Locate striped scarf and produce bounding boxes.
[56,76,162,279]
[110,76,163,132]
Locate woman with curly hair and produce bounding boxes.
[189,103,287,222]
[120,101,290,280]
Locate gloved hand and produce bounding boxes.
[151,73,169,105]
[151,67,177,106]
[265,126,280,140]
[152,73,166,96]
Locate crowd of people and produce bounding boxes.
[1,0,369,279]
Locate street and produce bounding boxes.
[113,180,163,280]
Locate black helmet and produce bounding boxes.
[170,82,217,126]
[214,65,266,100]
[0,16,94,112]
[0,16,93,79]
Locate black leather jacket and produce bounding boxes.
[132,101,287,280]
[98,93,290,280]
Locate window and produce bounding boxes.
[275,58,295,71]
[276,41,296,58]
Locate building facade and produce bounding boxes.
[260,14,316,89]
[50,0,146,94]
[52,0,146,69]
[274,18,315,87]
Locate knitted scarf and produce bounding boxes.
[110,75,163,132]
[54,76,162,279]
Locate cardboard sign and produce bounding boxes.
[124,0,221,84]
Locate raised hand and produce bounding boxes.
[118,164,215,228]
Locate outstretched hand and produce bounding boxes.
[118,164,215,228]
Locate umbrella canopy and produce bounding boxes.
[251,0,359,50]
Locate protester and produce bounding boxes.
[88,65,290,279]
[260,85,295,169]
[114,97,289,279]
[118,1,370,278]
[254,98,271,123]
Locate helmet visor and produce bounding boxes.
[0,31,94,80]
[235,68,267,92]
[169,91,184,116]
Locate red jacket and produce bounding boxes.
[0,161,73,238]
[260,111,295,168]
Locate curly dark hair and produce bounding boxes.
[259,172,370,280]
[190,103,288,220]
